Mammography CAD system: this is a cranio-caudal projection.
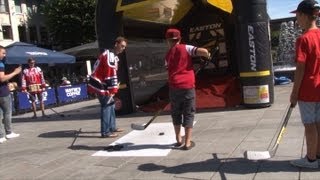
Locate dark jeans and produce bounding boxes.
[0,94,12,138]
[98,95,116,136]
[169,88,195,128]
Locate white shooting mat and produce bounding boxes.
[92,122,193,157]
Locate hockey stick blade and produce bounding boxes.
[130,109,162,130]
[244,150,271,160]
[131,123,146,130]
[244,104,294,160]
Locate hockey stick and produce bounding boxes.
[131,46,219,131]
[131,108,163,130]
[50,107,66,117]
[105,82,122,105]
[25,91,67,117]
[244,103,294,160]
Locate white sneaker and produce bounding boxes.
[5,132,20,139]
[290,157,318,169]
[0,137,7,143]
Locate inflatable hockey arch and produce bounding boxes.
[96,0,273,114]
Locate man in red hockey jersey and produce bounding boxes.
[88,37,127,138]
[21,58,47,118]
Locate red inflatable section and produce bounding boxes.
[139,74,242,113]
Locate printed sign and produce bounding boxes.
[57,83,88,103]
[17,88,57,110]
[243,85,269,104]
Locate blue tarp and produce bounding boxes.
[5,42,75,64]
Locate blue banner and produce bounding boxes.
[57,83,88,103]
[17,88,57,110]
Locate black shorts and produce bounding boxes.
[169,88,195,128]
[28,92,43,102]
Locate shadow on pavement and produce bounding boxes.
[12,101,251,124]
[38,129,101,138]
[138,153,317,177]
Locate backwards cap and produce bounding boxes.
[165,28,181,39]
[290,0,320,15]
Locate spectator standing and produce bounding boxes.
[21,58,47,118]
[0,45,22,143]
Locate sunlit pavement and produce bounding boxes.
[1,84,317,180]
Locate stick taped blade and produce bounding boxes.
[244,150,271,160]
[131,123,145,130]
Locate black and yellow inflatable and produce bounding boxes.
[96,0,273,114]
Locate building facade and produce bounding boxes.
[0,0,48,46]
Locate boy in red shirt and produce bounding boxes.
[165,28,211,150]
[290,0,320,168]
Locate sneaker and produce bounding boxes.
[5,132,20,139]
[290,157,318,169]
[0,137,7,143]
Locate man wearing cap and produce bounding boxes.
[289,0,320,169]
[165,28,211,150]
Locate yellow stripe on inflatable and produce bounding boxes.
[240,70,271,77]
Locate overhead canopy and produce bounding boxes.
[115,0,233,24]
[61,41,99,59]
[5,42,76,64]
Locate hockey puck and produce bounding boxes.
[159,132,165,136]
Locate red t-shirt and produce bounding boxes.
[295,28,320,101]
[165,44,197,89]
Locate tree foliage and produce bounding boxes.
[41,0,96,50]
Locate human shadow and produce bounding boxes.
[138,153,317,178]
[13,104,101,123]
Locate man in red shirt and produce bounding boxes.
[21,58,47,118]
[165,28,211,150]
[290,0,320,169]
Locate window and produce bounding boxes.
[29,26,37,43]
[18,26,27,42]
[2,26,13,39]
[26,0,33,14]
[0,0,8,12]
[40,26,48,43]
[14,0,22,13]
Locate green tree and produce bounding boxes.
[41,0,96,50]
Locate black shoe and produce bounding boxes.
[42,114,50,118]
[103,144,124,151]
[101,133,118,138]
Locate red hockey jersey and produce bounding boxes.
[21,66,46,93]
[88,49,119,96]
